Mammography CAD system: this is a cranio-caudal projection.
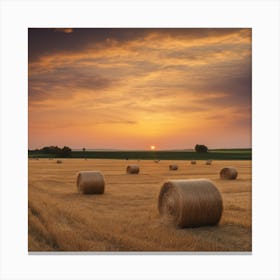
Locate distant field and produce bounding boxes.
[28,159,252,252]
[28,149,252,160]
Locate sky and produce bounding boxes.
[28,28,252,150]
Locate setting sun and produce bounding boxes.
[28,28,252,150]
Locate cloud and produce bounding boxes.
[29,66,116,103]
[28,28,252,149]
[28,28,250,62]
[54,28,73,34]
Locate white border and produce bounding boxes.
[0,0,279,279]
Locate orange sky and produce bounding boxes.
[28,28,252,150]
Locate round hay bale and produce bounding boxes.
[169,164,178,170]
[191,160,196,165]
[126,165,140,174]
[220,167,238,180]
[56,160,62,164]
[158,179,223,228]
[76,171,105,194]
[206,160,212,165]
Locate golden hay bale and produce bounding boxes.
[126,165,140,174]
[191,160,196,165]
[158,179,223,228]
[169,164,178,170]
[76,171,105,194]
[220,167,238,180]
[206,160,212,165]
[56,160,62,164]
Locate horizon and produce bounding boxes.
[28,28,252,150]
[29,146,252,151]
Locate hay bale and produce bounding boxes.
[154,160,159,163]
[76,171,105,194]
[220,167,238,180]
[56,160,62,164]
[191,160,196,165]
[126,165,140,174]
[158,179,223,227]
[206,160,212,165]
[169,164,178,170]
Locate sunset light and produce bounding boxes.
[28,27,253,254]
[28,28,252,150]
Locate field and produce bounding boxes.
[28,149,252,160]
[28,159,252,252]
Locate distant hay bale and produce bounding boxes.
[191,160,196,165]
[169,164,178,170]
[126,165,140,174]
[154,160,159,163]
[220,167,238,180]
[206,160,212,165]
[158,179,223,228]
[56,160,62,164]
[76,171,105,194]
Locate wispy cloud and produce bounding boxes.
[54,28,73,34]
[28,28,252,149]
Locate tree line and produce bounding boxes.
[30,146,72,156]
[29,144,208,156]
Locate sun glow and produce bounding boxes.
[28,28,252,150]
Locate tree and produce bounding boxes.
[41,146,60,154]
[195,144,208,153]
[39,146,72,156]
[61,146,72,156]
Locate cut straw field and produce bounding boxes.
[28,159,252,252]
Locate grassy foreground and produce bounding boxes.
[28,159,252,252]
[29,149,252,160]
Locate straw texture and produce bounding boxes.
[158,179,223,227]
[169,164,178,170]
[126,165,140,174]
[220,167,238,180]
[76,171,105,194]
